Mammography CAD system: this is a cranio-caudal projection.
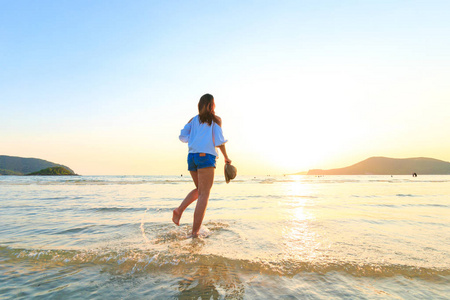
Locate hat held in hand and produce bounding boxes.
[224,164,237,184]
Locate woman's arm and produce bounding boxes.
[218,144,232,164]
[179,118,193,143]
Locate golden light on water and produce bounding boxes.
[283,176,315,221]
[279,177,321,262]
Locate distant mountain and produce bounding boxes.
[27,167,76,176]
[0,155,75,175]
[307,157,450,175]
[293,171,308,175]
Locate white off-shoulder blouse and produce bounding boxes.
[179,115,228,157]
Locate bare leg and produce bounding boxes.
[172,189,198,225]
[192,167,215,237]
[172,171,199,226]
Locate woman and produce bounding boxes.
[173,94,231,237]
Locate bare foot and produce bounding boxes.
[172,208,182,226]
[185,233,198,239]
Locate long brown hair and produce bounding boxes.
[198,94,221,126]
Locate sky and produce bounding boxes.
[1,0,449,175]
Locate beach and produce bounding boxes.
[0,175,449,299]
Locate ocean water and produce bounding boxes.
[0,175,449,299]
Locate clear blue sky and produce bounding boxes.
[1,1,449,175]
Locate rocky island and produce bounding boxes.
[27,166,76,176]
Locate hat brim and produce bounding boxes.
[224,165,230,183]
[224,164,236,184]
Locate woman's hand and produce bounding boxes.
[219,145,231,165]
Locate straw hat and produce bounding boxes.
[224,164,237,183]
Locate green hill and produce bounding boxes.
[27,167,76,176]
[0,155,75,175]
[307,157,450,175]
[0,168,23,175]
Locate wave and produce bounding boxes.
[1,246,448,280]
[0,179,192,186]
[3,180,193,186]
[91,207,145,212]
[55,225,97,234]
[91,207,174,213]
[1,175,449,186]
[396,194,420,197]
[362,203,449,208]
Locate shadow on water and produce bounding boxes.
[175,260,245,299]
[141,220,241,298]
[151,228,246,299]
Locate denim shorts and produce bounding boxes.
[187,153,217,171]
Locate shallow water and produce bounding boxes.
[0,175,449,299]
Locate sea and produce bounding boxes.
[0,175,449,299]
